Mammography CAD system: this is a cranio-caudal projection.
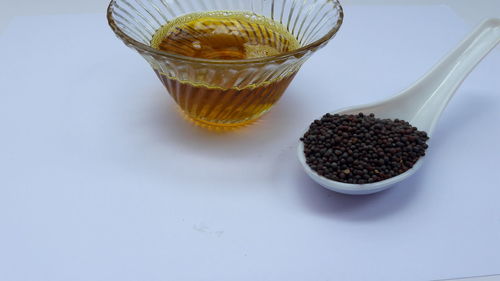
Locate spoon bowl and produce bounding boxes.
[298,18,500,195]
[297,105,427,195]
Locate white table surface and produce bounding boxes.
[1,3,500,281]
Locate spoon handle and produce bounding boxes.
[412,18,500,135]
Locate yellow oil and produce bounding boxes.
[150,11,300,126]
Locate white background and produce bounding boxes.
[1,1,500,281]
[1,0,500,31]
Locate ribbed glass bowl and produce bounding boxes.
[107,0,343,127]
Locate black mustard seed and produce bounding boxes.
[300,113,429,184]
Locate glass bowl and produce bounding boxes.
[107,0,343,127]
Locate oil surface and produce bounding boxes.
[151,11,300,59]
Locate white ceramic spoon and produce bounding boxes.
[298,18,500,195]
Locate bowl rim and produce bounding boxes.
[106,0,344,65]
